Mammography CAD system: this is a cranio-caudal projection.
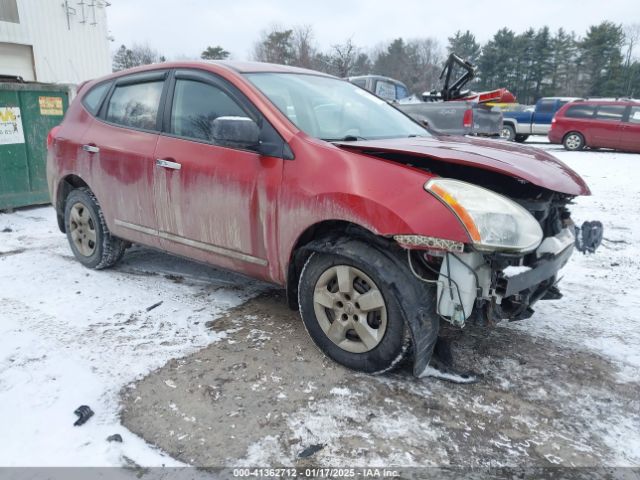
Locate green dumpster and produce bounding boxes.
[0,82,69,210]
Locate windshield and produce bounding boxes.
[245,73,429,141]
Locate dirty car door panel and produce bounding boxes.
[152,69,282,281]
[85,72,168,247]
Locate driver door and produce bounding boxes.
[152,70,283,280]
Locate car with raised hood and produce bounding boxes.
[47,61,600,378]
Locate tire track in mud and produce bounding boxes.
[120,292,640,467]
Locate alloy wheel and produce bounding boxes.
[69,202,97,256]
[312,264,388,353]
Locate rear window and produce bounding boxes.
[564,104,595,118]
[629,106,640,124]
[537,100,556,113]
[82,82,111,115]
[595,105,626,122]
[105,80,164,131]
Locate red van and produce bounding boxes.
[549,99,640,152]
[47,61,593,377]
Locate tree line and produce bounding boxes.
[112,21,640,104]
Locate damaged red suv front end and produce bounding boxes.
[47,61,600,379]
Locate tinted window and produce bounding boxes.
[82,82,110,115]
[595,105,626,122]
[170,79,246,142]
[351,78,366,88]
[396,84,409,100]
[106,81,164,130]
[629,106,640,124]
[537,100,556,113]
[565,104,595,118]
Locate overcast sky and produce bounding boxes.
[107,0,639,60]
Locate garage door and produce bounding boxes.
[0,43,36,81]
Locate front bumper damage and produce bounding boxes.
[408,221,602,378]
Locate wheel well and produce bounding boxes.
[56,175,90,232]
[502,121,515,128]
[285,220,391,310]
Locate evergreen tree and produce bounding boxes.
[200,46,230,60]
[579,22,625,96]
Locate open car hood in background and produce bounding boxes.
[334,136,590,196]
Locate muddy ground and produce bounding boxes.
[121,290,639,468]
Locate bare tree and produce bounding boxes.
[113,43,165,72]
[624,24,640,95]
[292,25,317,69]
[329,38,359,77]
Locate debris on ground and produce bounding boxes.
[145,301,163,312]
[298,444,325,458]
[2,227,12,233]
[107,434,123,443]
[73,405,94,426]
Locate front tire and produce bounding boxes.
[514,134,529,143]
[563,132,585,151]
[298,241,415,373]
[64,188,127,269]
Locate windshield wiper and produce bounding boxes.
[322,135,367,142]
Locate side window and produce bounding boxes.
[629,106,640,124]
[170,79,247,142]
[536,100,556,113]
[396,84,409,100]
[351,78,366,88]
[105,81,164,130]
[565,104,595,119]
[375,81,397,101]
[595,105,626,122]
[82,82,111,115]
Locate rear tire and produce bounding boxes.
[500,124,516,141]
[563,132,585,151]
[514,134,529,143]
[298,240,420,373]
[64,188,127,269]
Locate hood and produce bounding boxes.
[334,135,590,196]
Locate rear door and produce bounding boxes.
[83,71,168,247]
[590,104,627,148]
[152,69,283,280]
[619,105,640,152]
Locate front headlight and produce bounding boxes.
[425,178,543,252]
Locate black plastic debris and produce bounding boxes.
[73,405,94,426]
[146,301,163,312]
[575,220,604,254]
[107,434,123,443]
[298,444,324,458]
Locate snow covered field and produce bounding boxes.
[0,143,639,467]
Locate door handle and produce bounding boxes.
[156,158,181,170]
[82,144,100,154]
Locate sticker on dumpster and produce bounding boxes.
[0,107,25,145]
[39,96,64,116]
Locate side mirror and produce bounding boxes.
[211,116,260,149]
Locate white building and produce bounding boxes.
[0,0,111,84]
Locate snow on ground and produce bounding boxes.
[508,142,640,382]
[0,141,639,467]
[0,209,264,466]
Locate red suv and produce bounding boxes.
[47,61,593,377]
[549,99,640,152]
